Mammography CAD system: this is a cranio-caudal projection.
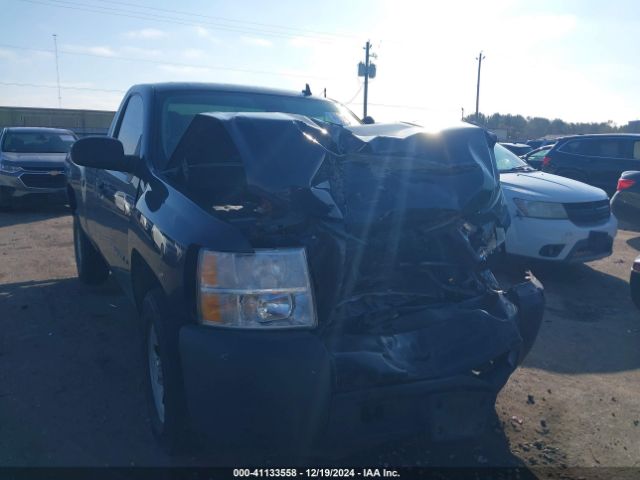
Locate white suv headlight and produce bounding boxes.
[197,248,317,329]
[513,198,568,219]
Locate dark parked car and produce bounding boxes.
[523,145,554,169]
[500,142,532,156]
[611,170,640,228]
[0,127,77,208]
[66,82,544,455]
[526,139,556,150]
[541,134,640,196]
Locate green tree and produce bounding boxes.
[463,112,640,139]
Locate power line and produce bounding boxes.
[15,0,348,43]
[18,0,304,40]
[94,0,358,40]
[0,43,331,80]
[343,82,364,104]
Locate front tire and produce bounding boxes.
[142,288,190,454]
[73,215,109,285]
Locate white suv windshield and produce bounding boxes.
[495,143,532,172]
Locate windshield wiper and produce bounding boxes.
[501,165,534,173]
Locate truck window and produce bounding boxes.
[634,141,640,160]
[156,90,359,167]
[116,95,144,156]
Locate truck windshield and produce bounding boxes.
[1,131,77,153]
[157,90,359,166]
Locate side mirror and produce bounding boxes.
[70,136,136,173]
[362,116,375,124]
[485,130,498,149]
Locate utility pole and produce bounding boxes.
[461,107,464,121]
[357,41,376,120]
[363,40,370,118]
[475,50,485,123]
[53,34,62,108]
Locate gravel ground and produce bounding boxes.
[1,203,639,474]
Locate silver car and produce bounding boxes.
[0,127,77,208]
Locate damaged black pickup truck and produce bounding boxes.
[66,83,544,455]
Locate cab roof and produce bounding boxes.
[131,82,317,99]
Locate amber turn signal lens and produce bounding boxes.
[200,293,222,323]
[199,253,218,287]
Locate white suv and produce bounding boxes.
[495,143,618,262]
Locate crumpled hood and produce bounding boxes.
[169,112,509,229]
[500,170,608,203]
[167,112,543,391]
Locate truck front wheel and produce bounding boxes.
[73,216,109,285]
[142,288,190,454]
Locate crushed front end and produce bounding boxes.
[169,112,545,450]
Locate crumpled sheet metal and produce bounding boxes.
[170,112,509,228]
[169,112,542,391]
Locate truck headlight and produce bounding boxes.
[513,198,568,219]
[197,248,317,329]
[0,161,22,173]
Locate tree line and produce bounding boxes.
[464,113,640,141]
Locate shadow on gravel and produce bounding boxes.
[0,276,534,472]
[337,412,533,472]
[0,201,70,228]
[493,256,640,375]
[0,276,172,467]
[625,234,640,252]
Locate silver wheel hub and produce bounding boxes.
[148,325,165,423]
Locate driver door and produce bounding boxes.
[94,94,144,285]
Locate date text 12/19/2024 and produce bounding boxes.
[233,469,401,478]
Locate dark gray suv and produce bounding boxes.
[0,127,77,208]
[541,134,640,196]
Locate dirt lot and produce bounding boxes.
[1,203,639,472]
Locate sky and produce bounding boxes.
[0,0,639,125]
